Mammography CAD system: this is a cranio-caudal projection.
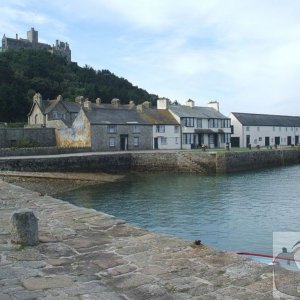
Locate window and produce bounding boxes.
[133,137,139,146]
[259,137,262,141]
[182,117,194,127]
[133,125,140,133]
[156,125,165,133]
[257,127,260,132]
[209,119,219,128]
[183,133,194,144]
[225,133,230,144]
[197,119,202,128]
[246,126,250,131]
[107,125,117,133]
[109,137,116,147]
[175,137,179,144]
[291,127,294,131]
[161,137,167,145]
[174,125,180,133]
[231,125,234,134]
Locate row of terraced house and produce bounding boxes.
[26,93,300,151]
[27,94,231,151]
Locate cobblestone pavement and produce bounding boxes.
[0,180,294,299]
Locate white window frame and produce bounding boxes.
[161,137,167,145]
[133,136,139,146]
[109,137,116,147]
[107,125,117,133]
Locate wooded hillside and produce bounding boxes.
[0,49,157,122]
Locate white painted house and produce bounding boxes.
[153,123,181,150]
[230,112,300,147]
[157,98,231,149]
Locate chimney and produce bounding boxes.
[111,98,121,107]
[56,95,63,102]
[129,100,135,109]
[208,101,219,111]
[95,98,101,105]
[157,97,169,110]
[75,96,84,106]
[83,98,92,110]
[186,99,195,107]
[33,93,43,109]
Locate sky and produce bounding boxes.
[1,0,300,116]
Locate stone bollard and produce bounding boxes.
[10,209,39,246]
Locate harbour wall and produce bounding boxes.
[0,148,299,173]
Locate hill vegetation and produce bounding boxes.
[0,49,157,122]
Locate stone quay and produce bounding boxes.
[0,179,293,299]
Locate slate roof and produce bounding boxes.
[43,100,80,114]
[85,107,179,125]
[231,112,300,127]
[169,104,229,119]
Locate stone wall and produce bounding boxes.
[0,128,56,148]
[216,148,300,173]
[0,147,92,157]
[0,148,299,173]
[0,153,131,172]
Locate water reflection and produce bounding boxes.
[58,165,300,254]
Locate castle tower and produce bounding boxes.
[27,27,38,44]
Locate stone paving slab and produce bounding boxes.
[0,179,295,299]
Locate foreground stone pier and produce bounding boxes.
[0,180,290,299]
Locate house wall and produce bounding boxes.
[0,128,55,148]
[243,126,300,147]
[180,118,231,149]
[91,124,153,151]
[230,113,300,147]
[56,110,91,148]
[153,125,181,150]
[28,104,45,126]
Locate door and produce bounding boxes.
[120,135,128,150]
[230,137,240,147]
[275,136,280,145]
[214,134,218,148]
[265,137,270,146]
[287,136,292,145]
[246,135,250,147]
[296,136,299,145]
[154,137,158,149]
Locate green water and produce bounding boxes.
[58,165,300,254]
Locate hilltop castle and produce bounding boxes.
[1,27,71,62]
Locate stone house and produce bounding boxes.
[157,98,231,149]
[56,99,180,151]
[230,112,300,147]
[27,93,80,129]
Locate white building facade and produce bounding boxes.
[157,98,231,149]
[152,124,181,150]
[230,112,300,147]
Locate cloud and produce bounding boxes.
[1,0,300,115]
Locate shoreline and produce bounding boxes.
[0,171,124,195]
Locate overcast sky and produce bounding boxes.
[1,0,300,116]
